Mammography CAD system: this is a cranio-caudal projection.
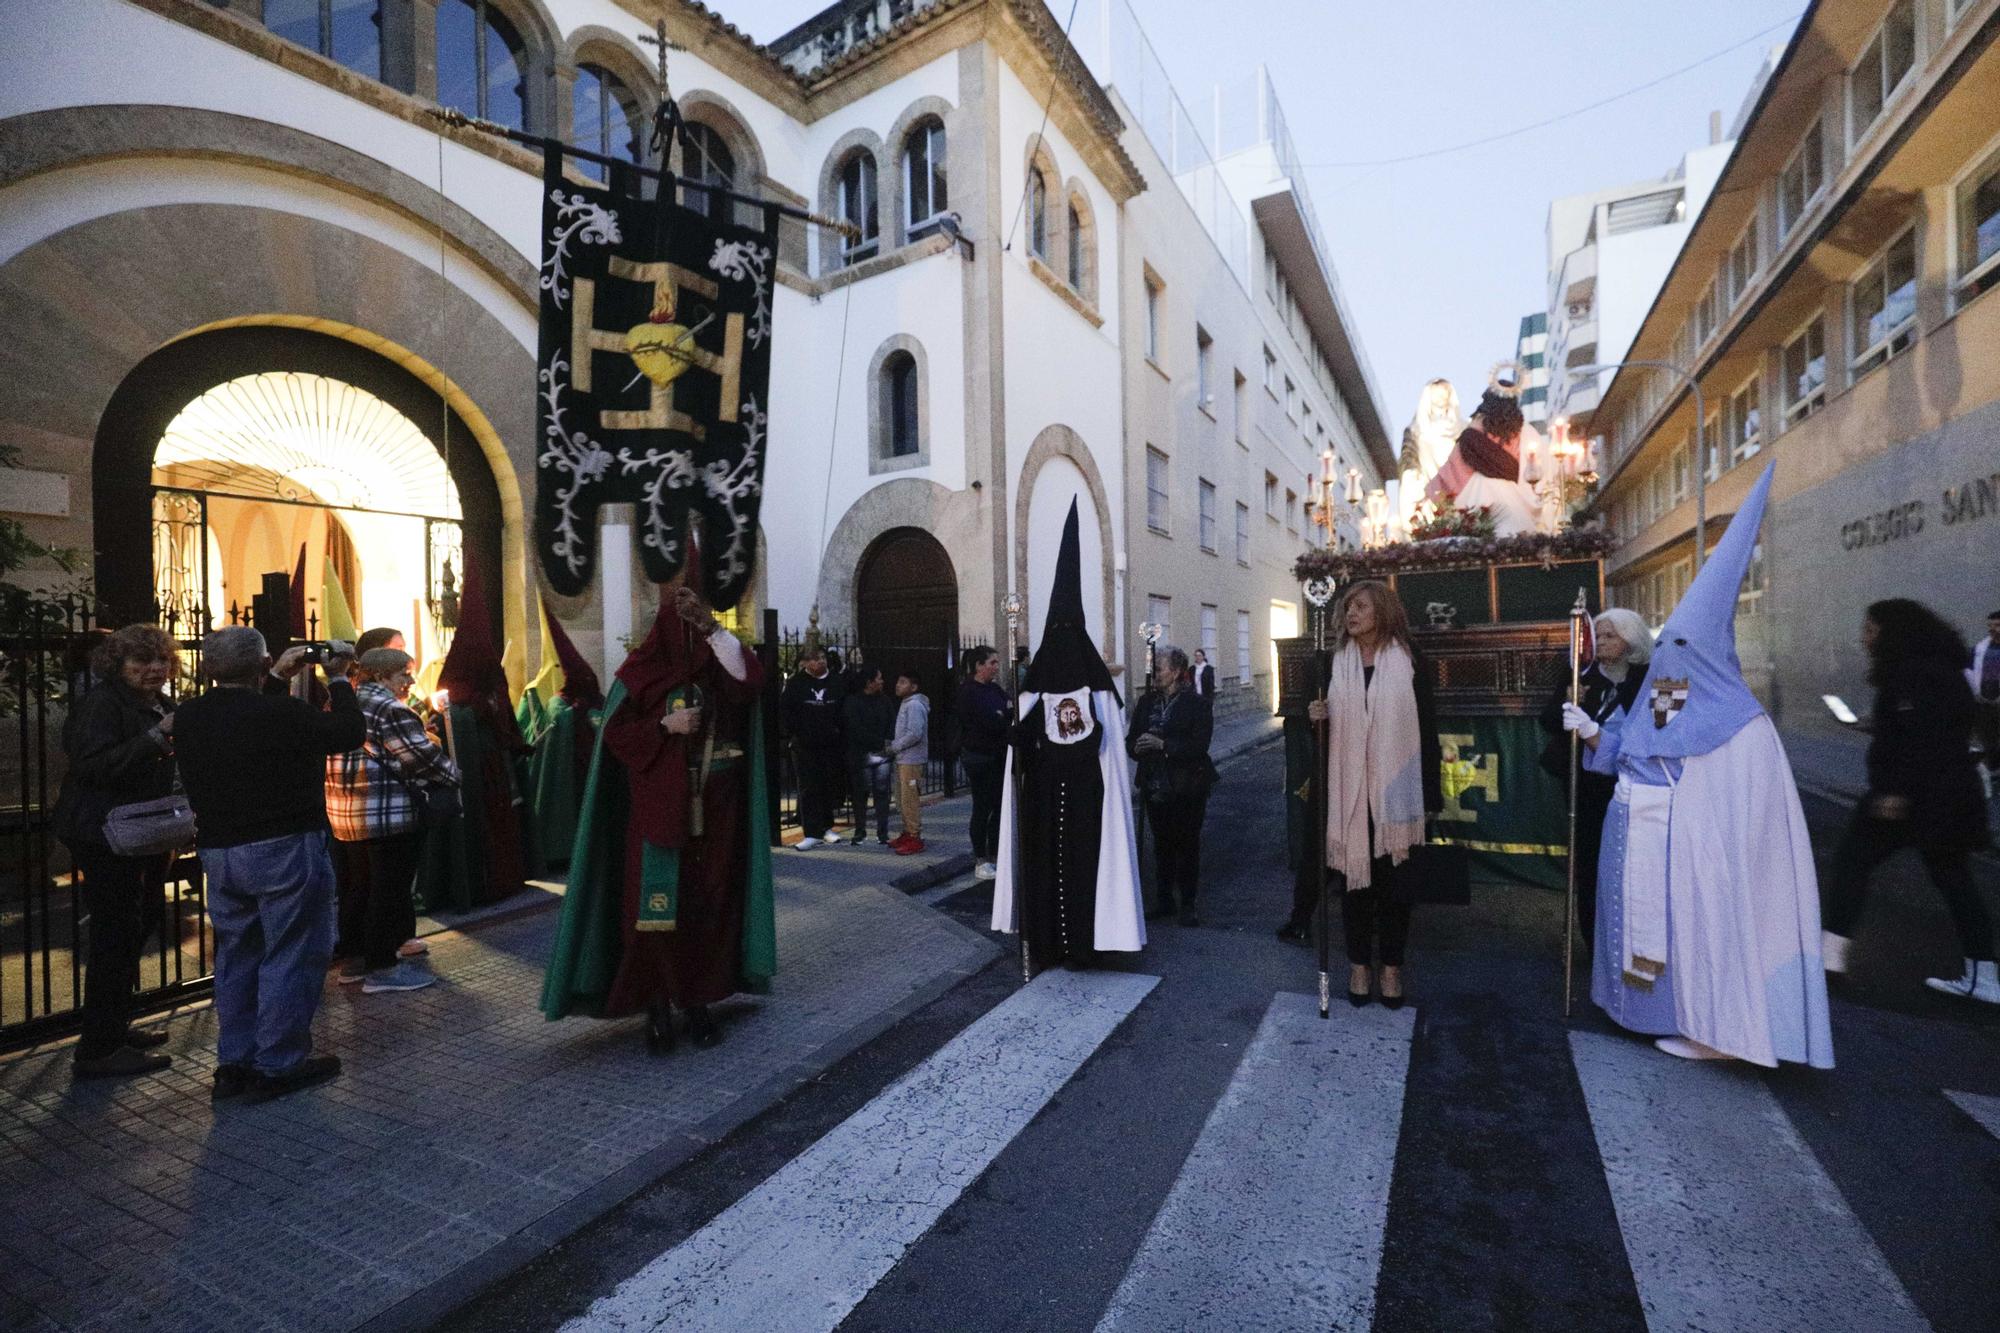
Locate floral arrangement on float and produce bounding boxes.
[1293,521,1615,582]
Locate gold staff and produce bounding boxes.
[1564,587,1588,1020]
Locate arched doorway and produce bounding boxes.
[94,326,505,667]
[856,527,958,742]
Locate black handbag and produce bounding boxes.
[1389,836,1471,906]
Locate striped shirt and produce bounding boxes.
[325,682,460,842]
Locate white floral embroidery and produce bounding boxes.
[540,190,622,310]
[702,394,766,591]
[709,239,773,348]
[537,354,614,583]
[615,443,698,568]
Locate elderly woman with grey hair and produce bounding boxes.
[1538,607,1653,941]
[1127,644,1217,926]
[326,648,460,994]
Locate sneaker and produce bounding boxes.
[877,836,894,846]
[337,958,367,985]
[1924,960,2000,1005]
[361,961,437,994]
[796,836,822,850]
[72,1046,172,1080]
[974,861,997,880]
[397,939,429,959]
[850,832,867,846]
[245,1055,341,1103]
[212,1063,254,1103]
[894,837,925,856]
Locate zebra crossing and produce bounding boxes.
[559,977,1996,1333]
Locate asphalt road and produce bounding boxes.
[439,742,2000,1333]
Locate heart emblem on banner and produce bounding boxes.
[625,317,697,388]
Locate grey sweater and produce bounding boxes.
[889,693,931,765]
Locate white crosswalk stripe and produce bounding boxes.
[1096,992,1415,1332]
[1945,1090,2000,1141]
[1570,1030,1930,1333]
[562,968,1158,1333]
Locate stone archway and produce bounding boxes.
[1015,424,1117,661]
[856,527,958,691]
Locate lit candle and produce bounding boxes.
[1321,448,1337,488]
[1345,467,1362,506]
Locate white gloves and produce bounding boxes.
[1560,702,1600,741]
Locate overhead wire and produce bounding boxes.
[1003,0,1084,253]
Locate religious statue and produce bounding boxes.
[1397,379,1463,530]
[1425,362,1545,538]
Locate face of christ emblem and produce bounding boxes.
[1650,676,1690,729]
[1055,698,1087,739]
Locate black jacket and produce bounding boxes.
[1865,658,1989,852]
[781,668,845,750]
[1538,664,1644,786]
[840,691,896,758]
[175,678,366,848]
[1327,649,1446,815]
[1127,687,1217,803]
[957,679,1011,759]
[53,681,176,847]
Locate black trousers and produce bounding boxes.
[964,753,1004,861]
[68,842,162,1060]
[795,746,843,839]
[334,832,423,971]
[1146,794,1208,909]
[1338,857,1411,967]
[845,754,891,841]
[1572,785,1611,943]
[1823,811,1995,961]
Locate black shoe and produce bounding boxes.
[1276,921,1310,944]
[245,1055,341,1103]
[686,1005,722,1049]
[122,1027,171,1050]
[73,1046,172,1080]
[1347,989,1372,1008]
[1380,993,1406,1011]
[212,1063,254,1102]
[1177,908,1202,928]
[646,1003,677,1056]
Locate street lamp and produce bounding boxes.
[1568,360,1706,571]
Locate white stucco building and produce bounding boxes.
[0,0,1387,701]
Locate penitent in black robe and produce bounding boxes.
[1009,697,1106,968]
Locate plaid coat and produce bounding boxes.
[326,682,461,841]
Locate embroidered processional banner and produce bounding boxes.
[534,144,777,608]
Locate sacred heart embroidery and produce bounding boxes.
[625,317,697,388]
[1650,676,1690,729]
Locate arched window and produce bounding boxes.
[683,122,738,221]
[571,62,644,184]
[1028,168,1050,260]
[839,152,880,262]
[1066,204,1084,288]
[904,119,947,237]
[265,0,383,79]
[437,0,527,131]
[884,351,919,458]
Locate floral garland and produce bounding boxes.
[1293,526,1615,581]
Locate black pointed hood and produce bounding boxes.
[1026,500,1116,700]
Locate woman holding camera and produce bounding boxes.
[325,648,459,994]
[53,624,182,1079]
[1306,581,1443,1008]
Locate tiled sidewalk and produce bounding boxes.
[0,817,997,1333]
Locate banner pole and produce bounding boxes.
[1564,589,1586,1021]
[1303,579,1335,1019]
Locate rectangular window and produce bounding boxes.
[1195,327,1213,406]
[1144,276,1162,363]
[1237,611,1252,685]
[1727,218,1760,306]
[1779,120,1825,240]
[1284,488,1298,533]
[1200,605,1219,667]
[1235,501,1250,564]
[1954,145,2000,305]
[1264,472,1279,518]
[1146,447,1170,533]
[1694,278,1719,345]
[1850,229,1918,376]
[1849,0,1916,142]
[1233,370,1249,445]
[1283,377,1297,420]
[1262,346,1277,393]
[1730,379,1761,466]
[905,120,948,232]
[1671,439,1690,505]
[1198,479,1217,553]
[1703,412,1722,482]
[1649,468,1667,521]
[1783,317,1827,425]
[1146,595,1171,646]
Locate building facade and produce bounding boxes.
[0,0,1385,702]
[1515,311,1549,428]
[1588,0,2000,742]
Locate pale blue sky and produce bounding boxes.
[724,0,1806,434]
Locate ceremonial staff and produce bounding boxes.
[1003,592,1031,984]
[1303,577,1336,1019]
[1564,587,1588,1019]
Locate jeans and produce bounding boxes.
[1823,810,1995,961]
[334,832,422,971]
[67,842,164,1060]
[846,753,891,841]
[964,752,1004,861]
[1146,794,1208,910]
[201,830,337,1076]
[795,746,842,839]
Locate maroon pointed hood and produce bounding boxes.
[438,559,525,749]
[547,607,603,709]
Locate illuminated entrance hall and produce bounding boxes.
[150,370,464,663]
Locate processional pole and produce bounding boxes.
[1303,576,1336,1019]
[1563,587,1588,1020]
[1004,592,1031,985]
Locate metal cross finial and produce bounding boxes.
[638,18,687,94]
